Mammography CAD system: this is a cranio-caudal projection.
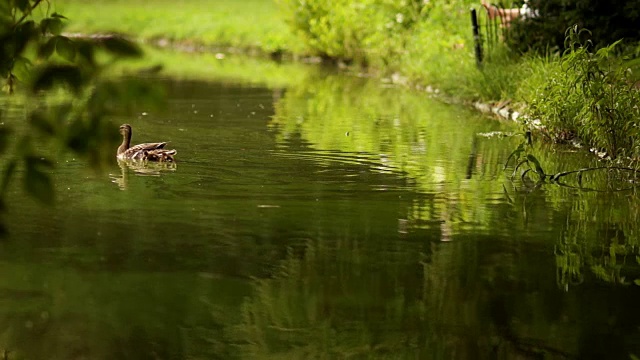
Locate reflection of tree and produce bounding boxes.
[261,73,640,358]
[233,235,581,359]
[502,144,640,290]
[269,73,521,237]
[234,238,443,358]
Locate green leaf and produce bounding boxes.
[635,279,640,287]
[13,20,37,55]
[40,17,64,35]
[15,0,30,13]
[512,159,528,178]
[75,40,96,67]
[0,159,17,195]
[65,118,89,153]
[13,55,32,76]
[55,36,76,61]
[100,36,143,58]
[577,171,583,187]
[0,127,11,155]
[51,12,68,19]
[526,154,545,176]
[0,215,6,237]
[502,184,513,204]
[50,103,73,127]
[31,64,84,94]
[24,156,54,205]
[38,36,57,59]
[504,143,525,170]
[30,110,55,135]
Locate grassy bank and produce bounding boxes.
[55,0,301,54]
[55,0,518,99]
[56,0,640,159]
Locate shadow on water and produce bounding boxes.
[1,70,640,359]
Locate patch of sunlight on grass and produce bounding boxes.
[54,0,299,53]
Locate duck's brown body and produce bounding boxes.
[117,124,177,162]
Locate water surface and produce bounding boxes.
[2,72,640,359]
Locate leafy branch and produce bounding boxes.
[0,0,164,235]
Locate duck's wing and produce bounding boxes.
[123,142,168,160]
[146,148,177,162]
[131,142,167,151]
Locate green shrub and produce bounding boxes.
[277,0,437,66]
[521,27,640,158]
[507,0,640,53]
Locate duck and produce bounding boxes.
[117,124,177,162]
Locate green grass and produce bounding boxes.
[54,0,301,53]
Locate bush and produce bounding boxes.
[521,27,640,158]
[507,0,640,52]
[276,0,433,66]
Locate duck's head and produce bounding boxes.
[119,124,132,137]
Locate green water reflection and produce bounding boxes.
[1,72,640,359]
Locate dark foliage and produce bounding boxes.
[506,0,640,52]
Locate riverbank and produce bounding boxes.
[56,0,299,55]
[55,0,640,160]
[53,0,527,100]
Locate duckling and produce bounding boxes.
[117,124,177,162]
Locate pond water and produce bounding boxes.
[2,71,640,359]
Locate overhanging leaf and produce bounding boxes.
[40,17,64,35]
[65,118,90,153]
[15,0,30,13]
[100,36,143,58]
[38,36,57,59]
[0,159,17,195]
[30,110,55,135]
[74,39,97,67]
[55,36,76,61]
[31,64,84,94]
[0,217,6,237]
[0,127,11,155]
[13,56,33,77]
[13,20,38,56]
[24,156,54,205]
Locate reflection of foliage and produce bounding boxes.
[503,141,640,290]
[233,239,470,358]
[590,237,634,285]
[0,1,163,235]
[506,136,640,191]
[555,229,585,291]
[233,235,580,358]
[270,73,519,236]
